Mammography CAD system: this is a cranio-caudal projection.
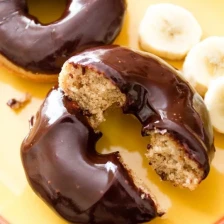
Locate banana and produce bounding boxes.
[139,3,202,60]
[183,36,224,96]
[204,76,224,133]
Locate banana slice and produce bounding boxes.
[204,76,224,133]
[139,3,202,60]
[183,36,224,96]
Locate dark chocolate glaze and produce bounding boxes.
[67,45,215,178]
[0,0,126,74]
[21,88,162,224]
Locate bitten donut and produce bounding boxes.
[21,46,215,223]
[59,45,215,190]
[0,0,126,82]
[21,87,164,224]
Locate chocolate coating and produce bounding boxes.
[0,0,126,74]
[21,88,161,224]
[67,45,215,178]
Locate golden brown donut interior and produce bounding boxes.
[59,62,204,190]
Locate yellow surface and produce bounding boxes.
[0,0,224,223]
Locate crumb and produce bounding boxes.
[7,93,32,111]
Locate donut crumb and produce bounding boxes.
[7,93,32,111]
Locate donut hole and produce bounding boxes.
[26,0,67,24]
[59,62,204,190]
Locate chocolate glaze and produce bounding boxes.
[67,45,215,178]
[21,88,162,224]
[0,0,126,74]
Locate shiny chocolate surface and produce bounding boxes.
[67,45,215,178]
[0,0,126,74]
[21,88,161,224]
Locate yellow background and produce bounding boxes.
[0,0,224,223]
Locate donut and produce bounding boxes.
[21,87,164,224]
[21,46,215,223]
[0,0,126,82]
[58,45,215,190]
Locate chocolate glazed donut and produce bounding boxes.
[0,0,126,82]
[21,88,163,224]
[59,45,215,190]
